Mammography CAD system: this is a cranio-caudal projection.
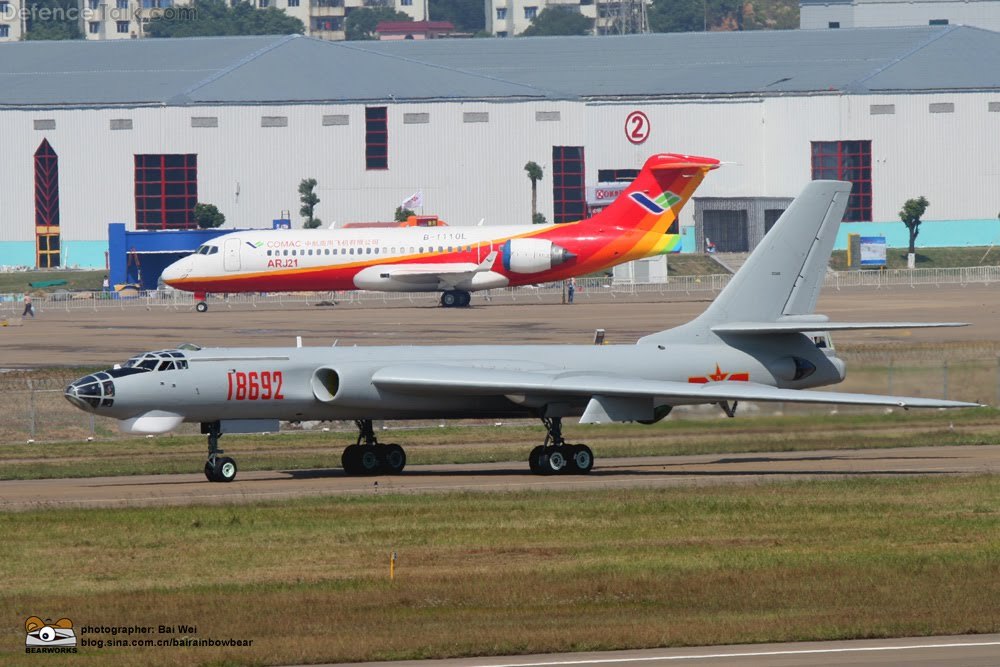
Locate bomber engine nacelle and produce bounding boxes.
[311,366,382,406]
[501,239,575,274]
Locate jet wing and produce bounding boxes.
[370,251,498,287]
[371,364,981,410]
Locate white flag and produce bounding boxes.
[401,190,423,209]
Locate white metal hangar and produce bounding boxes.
[2,25,1000,268]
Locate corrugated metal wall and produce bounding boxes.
[1,91,999,258]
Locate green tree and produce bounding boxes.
[524,161,544,223]
[146,0,304,38]
[346,7,411,41]
[24,0,83,40]
[521,7,592,36]
[532,212,547,225]
[193,203,226,229]
[430,0,485,32]
[299,178,322,229]
[648,0,750,33]
[899,196,929,256]
[395,206,416,222]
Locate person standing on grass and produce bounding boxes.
[22,294,34,318]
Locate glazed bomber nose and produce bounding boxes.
[65,373,115,411]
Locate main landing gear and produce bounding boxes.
[341,419,407,476]
[528,417,594,475]
[440,290,471,308]
[203,421,238,482]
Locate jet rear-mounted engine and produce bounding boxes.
[502,239,575,274]
[771,356,817,382]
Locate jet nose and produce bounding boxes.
[65,373,114,412]
[161,256,192,285]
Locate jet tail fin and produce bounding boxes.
[588,153,720,237]
[641,180,852,344]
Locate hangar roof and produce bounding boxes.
[2,25,999,108]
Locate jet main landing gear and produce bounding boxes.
[202,421,238,482]
[440,290,471,308]
[528,417,594,475]
[341,419,407,476]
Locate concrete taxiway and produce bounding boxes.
[2,444,997,511]
[332,634,1000,667]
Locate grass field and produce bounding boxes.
[0,270,104,295]
[829,246,1000,271]
[0,409,995,480]
[1,476,997,666]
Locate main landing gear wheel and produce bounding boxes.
[527,418,594,475]
[202,422,238,482]
[340,420,408,476]
[196,301,208,313]
[440,290,471,308]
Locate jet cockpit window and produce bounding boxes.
[196,245,219,255]
[122,350,189,372]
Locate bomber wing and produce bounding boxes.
[372,364,981,423]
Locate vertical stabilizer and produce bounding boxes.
[640,180,851,343]
[589,154,720,236]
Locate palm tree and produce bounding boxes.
[524,161,543,223]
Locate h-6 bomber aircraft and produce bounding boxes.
[66,177,981,483]
[160,153,719,310]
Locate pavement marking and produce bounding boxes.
[484,641,1000,666]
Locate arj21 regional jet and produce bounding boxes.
[66,179,982,483]
[160,153,720,311]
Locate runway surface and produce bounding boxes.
[3,444,997,510]
[331,634,1000,667]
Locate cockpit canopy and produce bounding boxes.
[195,244,220,255]
[122,349,189,372]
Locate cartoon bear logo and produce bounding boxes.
[25,616,76,647]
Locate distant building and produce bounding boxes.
[0,0,24,41]
[486,0,648,37]
[3,0,425,42]
[801,0,1000,31]
[376,20,455,39]
[4,27,1000,268]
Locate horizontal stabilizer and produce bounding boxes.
[712,321,969,334]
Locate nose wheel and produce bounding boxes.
[202,421,238,482]
[529,417,594,475]
[341,420,408,476]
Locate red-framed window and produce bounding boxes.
[552,146,586,223]
[34,138,61,268]
[811,140,872,222]
[134,154,198,230]
[365,107,388,170]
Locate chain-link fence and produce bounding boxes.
[2,266,999,316]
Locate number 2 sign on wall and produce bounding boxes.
[625,110,650,145]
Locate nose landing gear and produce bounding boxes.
[202,421,238,482]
